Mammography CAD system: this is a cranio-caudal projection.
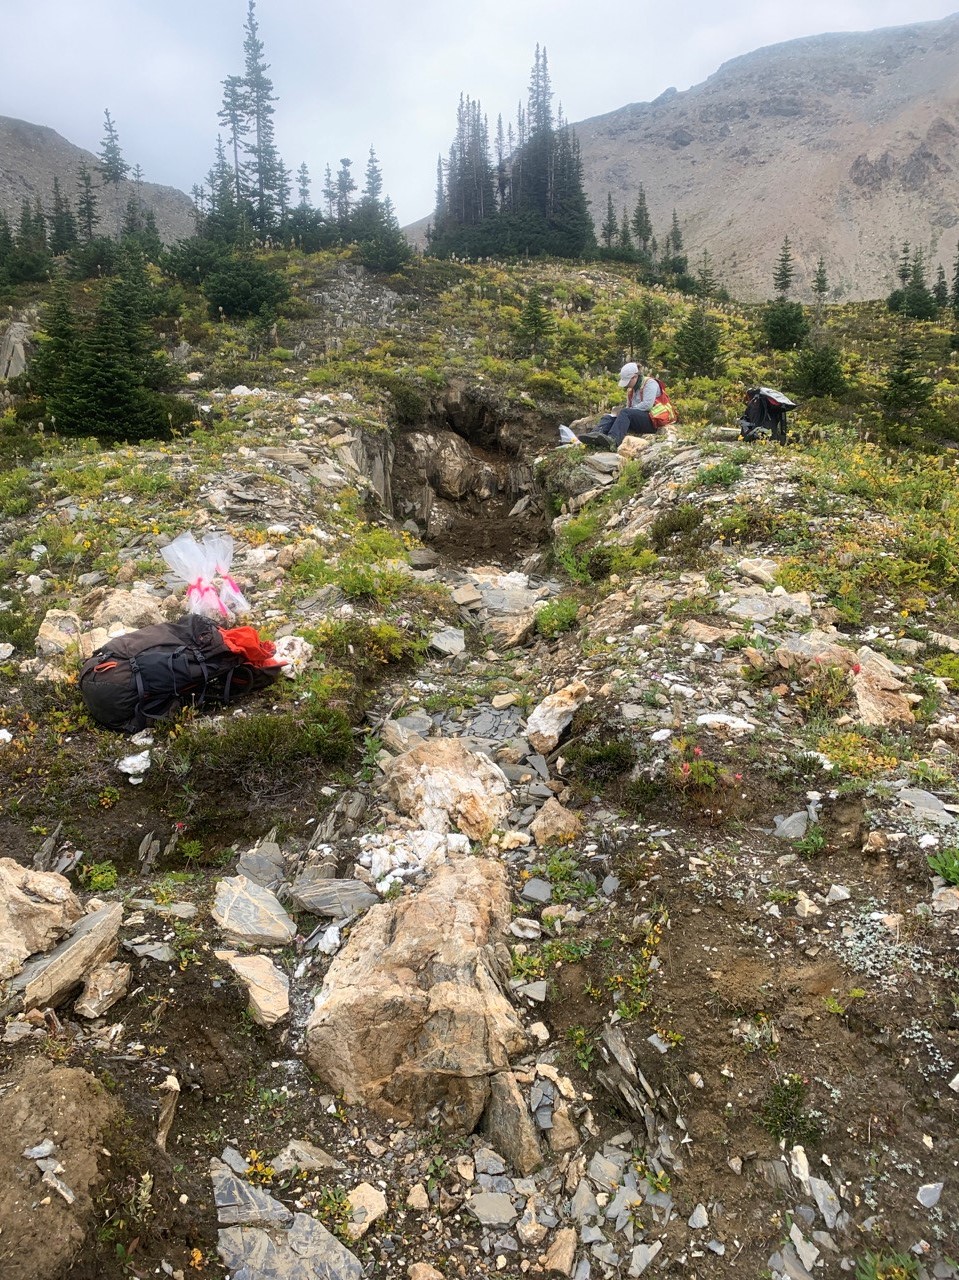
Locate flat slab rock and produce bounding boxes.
[210,1158,293,1227]
[286,874,378,919]
[5,903,123,1014]
[211,875,296,945]
[218,1211,362,1280]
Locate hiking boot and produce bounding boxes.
[579,431,612,448]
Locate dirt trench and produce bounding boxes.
[388,384,555,566]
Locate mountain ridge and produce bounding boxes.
[0,114,195,246]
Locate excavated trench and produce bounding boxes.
[388,385,555,566]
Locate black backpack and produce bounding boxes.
[739,386,797,444]
[79,614,281,734]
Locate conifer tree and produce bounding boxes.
[98,109,129,187]
[697,250,717,299]
[218,73,251,208]
[241,0,282,236]
[617,207,633,256]
[813,256,829,307]
[631,188,652,254]
[614,301,651,360]
[897,242,912,288]
[601,194,617,250]
[295,163,311,208]
[951,242,959,320]
[773,235,795,298]
[29,279,78,404]
[669,209,683,254]
[934,263,949,308]
[674,303,724,377]
[335,158,356,224]
[321,164,336,219]
[516,286,554,356]
[76,164,99,243]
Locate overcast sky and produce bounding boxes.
[1,0,957,224]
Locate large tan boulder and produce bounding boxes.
[0,859,83,981]
[383,739,510,839]
[305,855,527,1130]
[530,798,583,849]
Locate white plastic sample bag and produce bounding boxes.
[161,531,254,618]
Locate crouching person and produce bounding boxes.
[579,362,677,449]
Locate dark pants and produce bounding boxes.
[598,407,657,446]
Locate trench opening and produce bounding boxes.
[389,384,556,568]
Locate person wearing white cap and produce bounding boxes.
[578,361,664,448]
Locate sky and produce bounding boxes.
[2,0,958,225]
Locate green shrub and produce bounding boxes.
[78,860,119,892]
[0,466,34,517]
[372,372,428,426]
[164,704,354,800]
[535,596,580,639]
[649,503,703,549]
[202,257,289,319]
[696,460,742,488]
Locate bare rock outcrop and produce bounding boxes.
[304,854,527,1130]
[383,738,510,839]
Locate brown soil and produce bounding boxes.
[0,1058,120,1280]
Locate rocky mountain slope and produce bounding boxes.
[0,115,195,244]
[2,254,959,1279]
[572,13,959,300]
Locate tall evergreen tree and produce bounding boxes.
[813,256,829,310]
[335,157,357,224]
[934,263,949,308]
[241,0,282,236]
[98,109,129,187]
[617,206,633,256]
[696,250,717,299]
[631,188,652,253]
[600,194,617,250]
[76,164,99,243]
[49,177,78,255]
[669,209,683,254]
[321,164,336,219]
[296,162,311,208]
[897,241,912,288]
[218,73,251,208]
[773,235,795,297]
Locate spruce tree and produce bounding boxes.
[335,158,356,224]
[241,0,282,236]
[29,280,79,404]
[773,235,795,297]
[321,165,336,219]
[516,287,554,356]
[98,109,129,186]
[296,163,311,208]
[934,263,949,308]
[897,242,911,288]
[792,341,846,399]
[601,194,617,250]
[76,164,99,243]
[813,256,828,307]
[631,188,652,253]
[674,304,724,377]
[614,301,651,360]
[696,250,717,299]
[669,209,683,254]
[617,207,633,256]
[218,73,251,208]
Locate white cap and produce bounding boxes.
[618,361,640,387]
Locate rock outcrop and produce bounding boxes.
[383,738,511,839]
[305,854,527,1130]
